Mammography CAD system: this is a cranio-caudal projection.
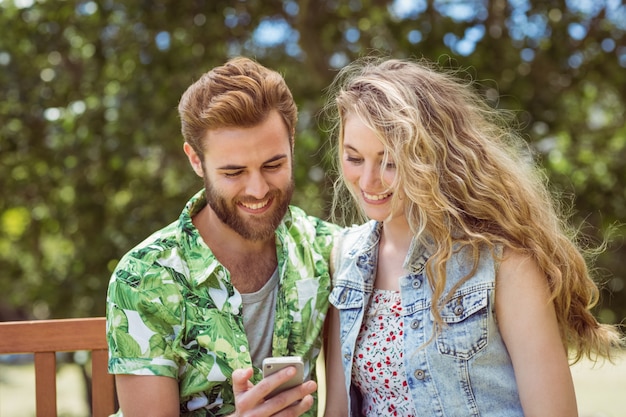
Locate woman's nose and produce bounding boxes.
[359,163,380,189]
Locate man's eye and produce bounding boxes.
[224,171,242,178]
[265,164,281,170]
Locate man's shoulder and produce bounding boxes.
[116,220,182,269]
[285,205,341,235]
[118,189,203,265]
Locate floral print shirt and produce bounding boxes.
[106,189,338,416]
[352,289,417,416]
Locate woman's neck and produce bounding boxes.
[380,215,413,250]
[375,215,414,291]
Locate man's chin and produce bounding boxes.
[235,226,276,242]
[236,216,281,241]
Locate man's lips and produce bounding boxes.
[238,197,272,212]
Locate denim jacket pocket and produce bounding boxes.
[329,286,365,342]
[329,285,363,309]
[436,288,489,360]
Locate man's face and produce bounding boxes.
[186,110,294,241]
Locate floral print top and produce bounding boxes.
[352,289,418,417]
[106,189,338,416]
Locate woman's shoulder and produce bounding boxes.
[330,221,378,273]
[336,220,378,248]
[340,220,378,237]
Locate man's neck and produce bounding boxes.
[192,205,278,293]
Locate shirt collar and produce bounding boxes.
[175,189,219,287]
[176,189,291,287]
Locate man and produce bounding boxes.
[106,57,338,417]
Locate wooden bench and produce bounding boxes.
[0,317,116,417]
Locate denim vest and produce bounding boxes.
[329,221,524,416]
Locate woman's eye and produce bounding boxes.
[345,156,362,164]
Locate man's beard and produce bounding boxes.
[204,177,294,241]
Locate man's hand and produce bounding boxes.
[230,367,317,416]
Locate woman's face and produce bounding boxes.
[341,113,399,222]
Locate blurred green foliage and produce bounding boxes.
[1,0,624,327]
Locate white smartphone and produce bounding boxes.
[262,356,305,398]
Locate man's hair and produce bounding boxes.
[178,57,297,158]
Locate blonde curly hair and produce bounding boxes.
[325,56,622,362]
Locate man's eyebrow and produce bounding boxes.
[217,154,289,170]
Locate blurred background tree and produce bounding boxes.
[1,0,624,329]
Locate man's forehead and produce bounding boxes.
[202,110,292,166]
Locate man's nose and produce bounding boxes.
[246,171,270,199]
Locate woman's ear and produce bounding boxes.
[183,142,204,178]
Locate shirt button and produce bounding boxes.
[411,278,422,289]
[414,369,425,380]
[340,293,348,303]
[410,319,420,329]
[343,353,351,360]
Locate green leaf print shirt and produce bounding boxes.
[106,190,339,416]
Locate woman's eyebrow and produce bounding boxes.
[343,143,384,156]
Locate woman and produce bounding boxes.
[323,57,623,417]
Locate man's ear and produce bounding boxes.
[183,142,204,178]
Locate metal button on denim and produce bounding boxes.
[340,293,348,303]
[453,304,464,316]
[410,319,420,329]
[412,278,422,289]
[414,369,425,380]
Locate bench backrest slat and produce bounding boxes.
[0,317,116,417]
[0,317,108,352]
